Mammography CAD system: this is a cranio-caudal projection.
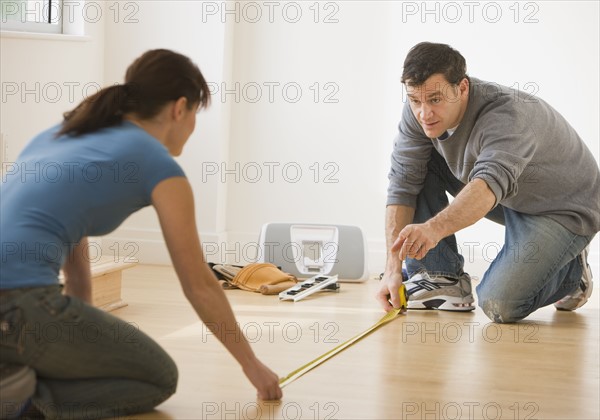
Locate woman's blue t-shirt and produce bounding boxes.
[0,121,185,288]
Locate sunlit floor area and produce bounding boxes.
[116,265,600,420]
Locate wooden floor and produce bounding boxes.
[114,265,600,420]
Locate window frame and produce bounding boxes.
[1,0,64,34]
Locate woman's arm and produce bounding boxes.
[151,176,282,401]
[62,237,93,303]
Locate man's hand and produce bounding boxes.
[393,222,441,261]
[376,271,405,311]
[379,205,415,311]
[378,220,441,312]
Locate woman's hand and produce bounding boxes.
[242,358,283,401]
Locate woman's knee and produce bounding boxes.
[158,352,179,398]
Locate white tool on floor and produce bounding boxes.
[278,274,340,302]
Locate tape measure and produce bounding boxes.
[279,284,408,387]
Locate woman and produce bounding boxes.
[0,49,282,419]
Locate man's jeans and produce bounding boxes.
[406,150,593,323]
[0,285,178,419]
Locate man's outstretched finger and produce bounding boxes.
[391,235,406,253]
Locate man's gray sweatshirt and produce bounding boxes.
[387,77,600,236]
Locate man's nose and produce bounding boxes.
[420,104,433,120]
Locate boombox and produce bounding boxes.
[256,223,369,282]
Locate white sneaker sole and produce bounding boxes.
[555,247,594,311]
[556,279,593,311]
[408,296,475,312]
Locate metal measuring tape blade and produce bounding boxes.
[279,284,408,387]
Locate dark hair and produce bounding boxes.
[58,49,211,137]
[401,42,467,86]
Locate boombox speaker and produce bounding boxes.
[256,223,369,282]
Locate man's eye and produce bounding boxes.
[431,98,441,104]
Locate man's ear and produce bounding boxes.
[459,78,469,96]
[172,97,188,121]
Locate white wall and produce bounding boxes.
[2,1,598,283]
[0,6,105,166]
[225,2,400,263]
[101,1,234,262]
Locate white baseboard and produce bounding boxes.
[101,228,227,265]
[223,231,269,265]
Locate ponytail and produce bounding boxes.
[57,49,211,137]
[57,84,130,137]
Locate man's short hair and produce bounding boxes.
[401,42,467,86]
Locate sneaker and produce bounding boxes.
[404,271,475,311]
[0,364,36,419]
[555,247,594,311]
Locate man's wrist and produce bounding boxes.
[385,255,404,274]
[424,217,447,243]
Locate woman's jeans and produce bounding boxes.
[406,150,593,323]
[0,285,178,419]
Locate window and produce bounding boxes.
[0,0,63,34]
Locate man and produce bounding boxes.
[377,42,599,323]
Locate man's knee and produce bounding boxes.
[478,298,526,323]
[477,284,530,323]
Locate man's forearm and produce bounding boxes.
[426,178,496,240]
[385,205,415,271]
